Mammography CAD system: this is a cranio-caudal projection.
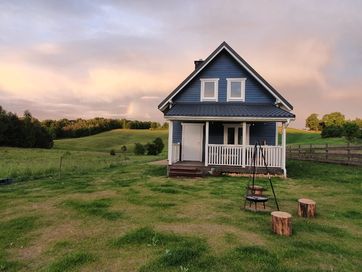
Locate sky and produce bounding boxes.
[0,0,361,128]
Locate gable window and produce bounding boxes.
[200,78,219,101]
[227,78,246,101]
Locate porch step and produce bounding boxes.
[168,165,205,177]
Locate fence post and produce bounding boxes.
[298,144,301,159]
[325,143,328,161]
[309,144,312,160]
[347,142,351,164]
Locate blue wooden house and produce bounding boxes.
[158,42,295,177]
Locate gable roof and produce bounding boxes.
[158,41,293,111]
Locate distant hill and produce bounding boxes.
[54,129,168,153]
[280,127,350,146]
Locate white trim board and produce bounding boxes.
[226,78,246,102]
[166,116,294,122]
[159,44,292,111]
[200,78,219,101]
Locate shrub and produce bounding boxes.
[145,138,164,155]
[153,137,164,153]
[110,149,116,156]
[321,125,343,138]
[145,143,159,155]
[343,122,361,142]
[120,145,127,153]
[134,143,145,155]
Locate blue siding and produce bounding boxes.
[208,122,276,145]
[249,122,276,145]
[174,50,274,104]
[172,121,182,143]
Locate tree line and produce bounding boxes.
[305,112,362,141]
[0,106,53,148]
[42,118,168,139]
[0,105,168,149]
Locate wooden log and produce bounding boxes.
[298,198,316,218]
[271,211,292,236]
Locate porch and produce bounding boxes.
[167,120,289,177]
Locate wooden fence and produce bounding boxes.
[287,144,362,166]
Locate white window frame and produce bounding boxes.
[226,78,246,102]
[223,123,250,145]
[200,78,219,101]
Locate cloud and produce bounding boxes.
[0,0,361,127]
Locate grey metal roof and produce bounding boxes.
[159,41,294,111]
[165,103,295,118]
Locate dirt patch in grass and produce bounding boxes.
[46,252,95,272]
[62,198,123,221]
[14,221,81,262]
[157,223,266,253]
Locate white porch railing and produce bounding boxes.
[171,143,181,163]
[208,144,283,167]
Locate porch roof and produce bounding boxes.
[165,103,295,119]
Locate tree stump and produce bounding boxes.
[248,185,264,196]
[298,198,316,218]
[271,211,292,236]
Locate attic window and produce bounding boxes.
[200,78,218,101]
[227,78,246,101]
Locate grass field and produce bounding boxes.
[0,128,361,271]
[280,128,351,146]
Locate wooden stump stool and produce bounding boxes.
[248,185,264,196]
[271,211,292,236]
[298,198,316,218]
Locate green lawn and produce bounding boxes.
[54,129,168,152]
[0,129,361,271]
[281,128,352,146]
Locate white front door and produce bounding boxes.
[182,123,204,161]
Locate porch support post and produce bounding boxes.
[205,121,209,166]
[275,122,279,146]
[282,122,286,177]
[242,122,247,167]
[168,120,173,165]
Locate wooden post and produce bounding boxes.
[298,198,316,218]
[242,122,247,168]
[205,121,209,166]
[309,144,312,160]
[298,144,301,158]
[347,142,351,164]
[271,211,292,236]
[168,121,173,165]
[325,143,328,161]
[281,123,286,177]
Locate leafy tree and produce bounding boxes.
[343,122,361,142]
[0,106,53,148]
[321,125,344,138]
[161,122,169,129]
[150,122,161,129]
[305,113,321,131]
[354,118,362,128]
[321,112,345,127]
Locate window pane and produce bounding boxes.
[227,128,235,144]
[204,81,215,97]
[230,82,241,97]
